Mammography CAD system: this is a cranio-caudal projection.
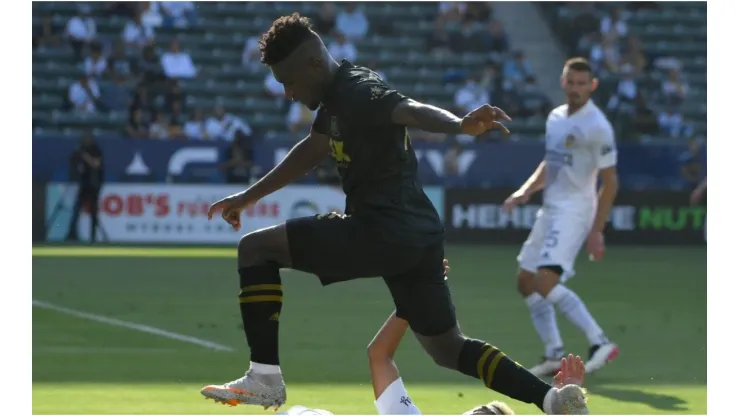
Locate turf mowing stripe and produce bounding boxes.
[32,300,234,352]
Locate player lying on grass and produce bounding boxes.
[201,13,588,415]
[367,312,587,415]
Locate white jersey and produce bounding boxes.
[543,100,617,215]
[375,377,422,415]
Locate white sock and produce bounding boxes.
[543,387,557,414]
[250,361,282,375]
[547,285,608,346]
[525,293,564,358]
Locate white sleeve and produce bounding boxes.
[374,378,422,415]
[593,122,617,169]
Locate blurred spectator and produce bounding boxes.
[427,19,452,58]
[149,111,170,139]
[631,94,658,136]
[140,2,164,28]
[158,1,196,28]
[161,39,197,79]
[264,73,285,99]
[184,109,208,140]
[484,20,510,55]
[621,35,646,75]
[464,2,491,22]
[34,12,62,49]
[590,33,620,74]
[101,74,131,112]
[570,3,600,47]
[65,4,97,58]
[68,74,101,113]
[336,3,369,40]
[454,75,489,116]
[242,35,262,72]
[66,130,103,242]
[658,107,693,138]
[519,76,551,119]
[439,2,464,23]
[127,108,150,138]
[163,80,185,112]
[503,51,534,84]
[168,119,185,140]
[600,7,628,38]
[662,68,689,105]
[221,135,255,184]
[313,3,337,36]
[479,63,503,94]
[123,12,155,49]
[84,42,108,80]
[679,137,704,188]
[607,65,638,113]
[450,20,486,54]
[205,106,253,141]
[105,2,139,19]
[129,83,154,118]
[287,102,317,133]
[138,45,166,86]
[107,41,135,82]
[170,99,186,124]
[327,33,358,63]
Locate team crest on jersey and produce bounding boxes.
[330,116,340,137]
[564,134,576,148]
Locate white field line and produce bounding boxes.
[34,346,178,354]
[32,300,234,352]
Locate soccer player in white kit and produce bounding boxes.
[504,58,620,378]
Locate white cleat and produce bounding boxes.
[584,343,619,374]
[548,384,589,414]
[200,370,287,410]
[529,358,564,378]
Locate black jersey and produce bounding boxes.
[311,60,444,246]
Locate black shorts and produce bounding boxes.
[286,213,456,336]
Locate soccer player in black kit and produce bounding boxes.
[201,14,589,415]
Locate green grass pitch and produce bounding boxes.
[32,245,706,414]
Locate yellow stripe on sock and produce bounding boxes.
[239,295,283,304]
[486,350,507,388]
[477,345,495,381]
[241,284,283,292]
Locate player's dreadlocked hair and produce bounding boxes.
[259,13,315,65]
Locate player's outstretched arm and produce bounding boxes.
[391,100,511,136]
[243,128,330,202]
[367,311,408,400]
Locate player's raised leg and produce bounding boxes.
[515,211,566,377]
[386,243,589,414]
[201,223,290,409]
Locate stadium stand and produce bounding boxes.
[33,2,556,142]
[539,2,706,142]
[33,2,705,145]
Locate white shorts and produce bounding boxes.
[374,378,422,415]
[517,208,592,282]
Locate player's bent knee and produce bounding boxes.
[237,224,291,268]
[535,265,562,297]
[516,269,537,297]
